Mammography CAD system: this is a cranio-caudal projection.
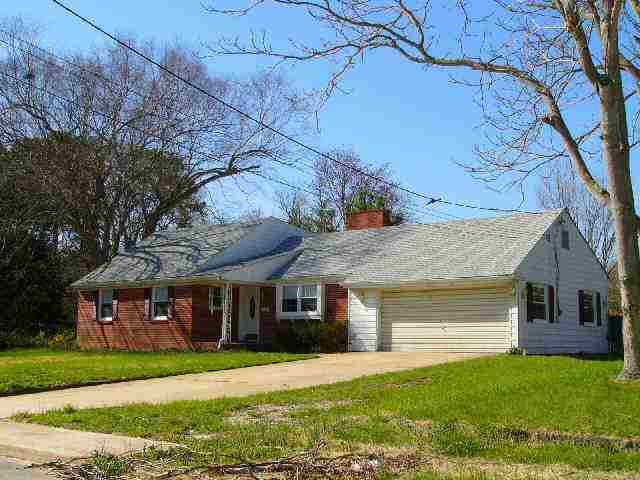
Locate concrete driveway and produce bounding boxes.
[0,352,483,418]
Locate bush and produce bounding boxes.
[273,320,347,353]
[0,330,48,350]
[0,327,77,351]
[507,347,527,356]
[47,328,78,351]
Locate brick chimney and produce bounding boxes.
[346,208,393,230]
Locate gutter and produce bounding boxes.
[340,275,514,290]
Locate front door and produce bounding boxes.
[238,286,260,342]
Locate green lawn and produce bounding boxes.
[18,355,640,476]
[0,349,310,395]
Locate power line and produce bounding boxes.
[0,66,532,234]
[0,68,235,172]
[49,0,541,216]
[0,31,465,221]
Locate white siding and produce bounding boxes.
[380,287,513,352]
[348,289,380,351]
[515,212,608,354]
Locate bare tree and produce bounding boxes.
[0,18,311,269]
[311,149,410,230]
[538,160,615,266]
[205,0,640,378]
[277,189,311,228]
[276,149,409,232]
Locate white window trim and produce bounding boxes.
[276,284,323,320]
[98,289,114,322]
[209,286,223,313]
[152,286,169,321]
[530,283,549,323]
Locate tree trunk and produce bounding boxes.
[600,69,640,379]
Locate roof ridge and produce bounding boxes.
[302,208,563,238]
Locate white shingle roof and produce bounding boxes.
[73,209,563,288]
[271,209,563,284]
[72,220,264,287]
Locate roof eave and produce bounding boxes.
[341,275,515,290]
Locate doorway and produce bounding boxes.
[238,286,260,342]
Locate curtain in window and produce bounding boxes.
[282,286,298,312]
[300,285,318,312]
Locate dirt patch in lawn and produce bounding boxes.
[226,400,354,425]
[428,456,640,480]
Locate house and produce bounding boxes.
[73,208,609,354]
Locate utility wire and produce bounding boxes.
[0,33,469,222]
[49,0,541,216]
[0,32,317,177]
[0,64,535,236]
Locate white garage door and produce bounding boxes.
[381,288,513,352]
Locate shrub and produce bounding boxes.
[0,330,48,350]
[273,320,347,353]
[47,328,78,351]
[507,346,527,356]
[0,327,77,351]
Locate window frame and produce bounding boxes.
[561,229,570,250]
[277,284,323,319]
[152,286,170,321]
[580,289,596,326]
[209,286,223,313]
[98,289,114,322]
[529,283,549,323]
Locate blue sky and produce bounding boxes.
[1,1,614,222]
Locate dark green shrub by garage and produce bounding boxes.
[274,320,347,353]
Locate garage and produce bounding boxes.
[380,287,514,352]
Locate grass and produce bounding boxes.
[18,355,640,476]
[0,348,311,395]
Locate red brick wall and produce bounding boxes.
[260,286,277,345]
[191,286,222,343]
[325,284,348,323]
[346,209,391,230]
[77,286,193,350]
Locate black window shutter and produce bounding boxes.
[113,290,119,321]
[526,283,533,323]
[596,292,602,326]
[93,291,99,321]
[548,285,555,323]
[144,288,151,320]
[578,290,584,325]
[168,286,175,319]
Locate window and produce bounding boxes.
[209,286,223,313]
[300,285,318,312]
[528,284,547,321]
[99,289,113,321]
[282,286,298,313]
[279,284,321,317]
[579,290,599,325]
[561,230,570,250]
[526,283,556,323]
[152,287,169,320]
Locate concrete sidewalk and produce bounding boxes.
[0,352,483,462]
[0,421,172,463]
